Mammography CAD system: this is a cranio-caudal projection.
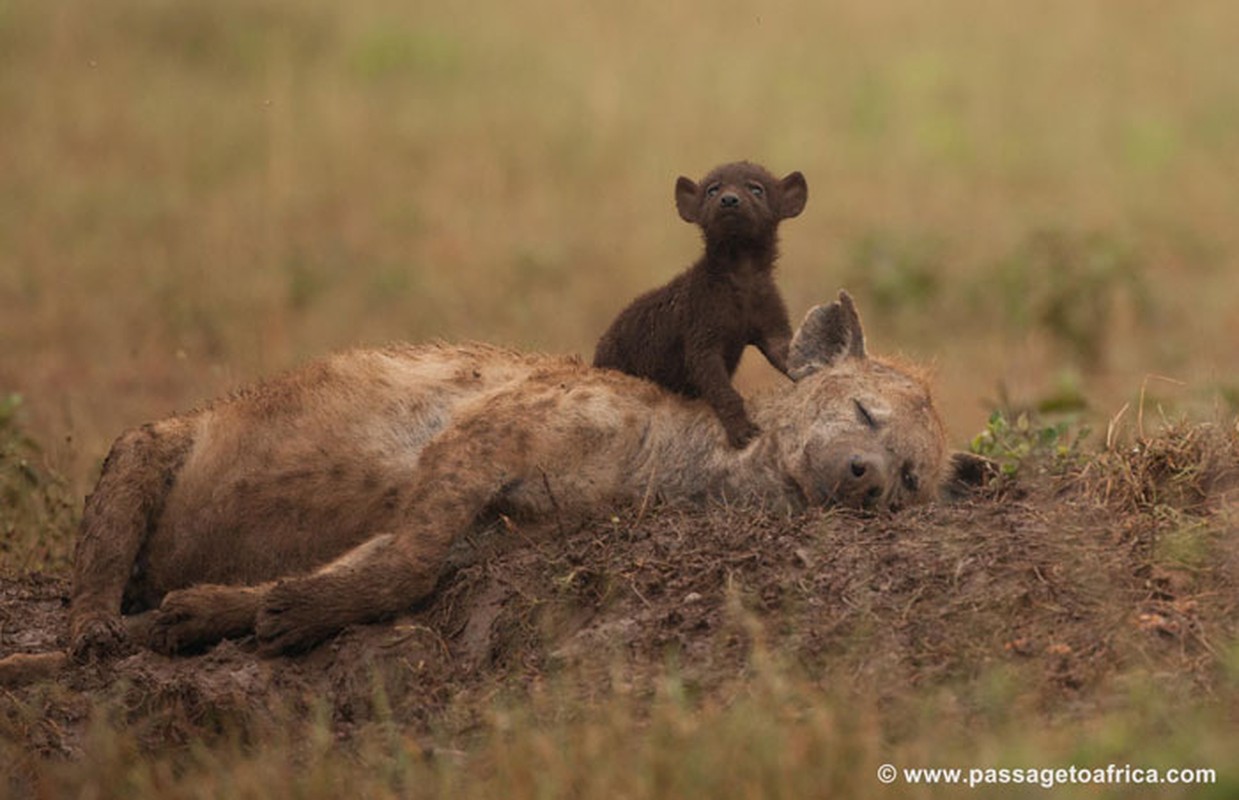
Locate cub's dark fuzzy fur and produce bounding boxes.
[593,161,807,447]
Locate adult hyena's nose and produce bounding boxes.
[845,453,888,509]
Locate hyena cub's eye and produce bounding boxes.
[747,182,765,197]
[705,183,721,198]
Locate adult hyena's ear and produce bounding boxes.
[675,176,701,224]
[777,171,808,219]
[788,290,867,380]
[940,451,999,502]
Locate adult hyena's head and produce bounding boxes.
[769,292,968,510]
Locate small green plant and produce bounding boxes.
[969,410,1090,477]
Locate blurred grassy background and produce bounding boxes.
[2,0,1238,493]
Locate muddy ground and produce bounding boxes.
[2,427,1237,763]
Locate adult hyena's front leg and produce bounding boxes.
[254,409,540,655]
[146,582,273,654]
[70,422,192,660]
[145,539,388,655]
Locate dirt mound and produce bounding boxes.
[2,427,1237,760]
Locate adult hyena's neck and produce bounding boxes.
[638,403,799,512]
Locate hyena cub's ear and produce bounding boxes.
[675,176,701,224]
[777,171,808,219]
[788,290,867,380]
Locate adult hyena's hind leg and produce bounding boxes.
[69,420,194,661]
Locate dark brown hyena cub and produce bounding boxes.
[593,161,808,447]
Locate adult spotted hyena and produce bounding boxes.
[62,291,979,660]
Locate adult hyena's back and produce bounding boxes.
[117,343,574,609]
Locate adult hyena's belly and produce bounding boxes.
[121,346,530,610]
[123,432,428,610]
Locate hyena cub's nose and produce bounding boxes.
[719,192,741,208]
[847,453,888,509]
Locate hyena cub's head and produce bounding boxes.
[674,161,808,249]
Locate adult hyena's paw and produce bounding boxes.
[148,586,251,655]
[148,590,215,655]
[70,612,130,662]
[255,578,339,656]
